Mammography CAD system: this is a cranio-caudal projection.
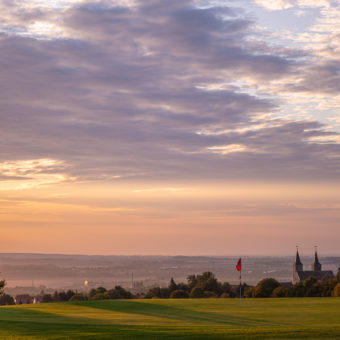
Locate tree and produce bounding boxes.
[293,282,306,297]
[203,291,216,298]
[221,282,232,295]
[195,272,221,295]
[253,278,280,298]
[187,275,197,290]
[42,294,53,303]
[304,276,318,296]
[69,294,86,301]
[91,292,110,300]
[304,276,317,289]
[304,277,321,297]
[244,287,255,298]
[108,289,123,299]
[65,290,76,301]
[177,282,189,292]
[89,287,107,299]
[169,290,189,298]
[0,293,14,305]
[220,292,231,298]
[334,283,340,297]
[108,286,133,299]
[190,287,204,298]
[0,280,6,296]
[144,291,155,299]
[159,288,171,298]
[336,269,340,282]
[54,291,68,301]
[113,286,132,299]
[168,278,178,292]
[272,286,288,298]
[148,287,161,298]
[236,283,249,298]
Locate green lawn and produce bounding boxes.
[0,298,340,339]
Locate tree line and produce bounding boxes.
[0,281,133,305]
[1,271,340,305]
[145,271,340,299]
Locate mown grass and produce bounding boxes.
[0,298,340,339]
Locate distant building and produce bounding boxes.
[293,248,334,284]
[33,295,43,304]
[14,294,33,305]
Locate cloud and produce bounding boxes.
[0,159,73,190]
[297,0,335,8]
[253,0,335,10]
[254,0,293,10]
[132,187,184,193]
[286,61,340,95]
[0,0,339,184]
[206,144,250,155]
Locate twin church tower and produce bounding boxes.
[293,247,334,283]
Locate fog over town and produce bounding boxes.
[1,254,339,296]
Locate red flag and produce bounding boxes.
[236,258,241,272]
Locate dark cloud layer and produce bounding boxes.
[288,60,340,95]
[0,0,339,182]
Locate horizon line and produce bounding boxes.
[1,252,340,257]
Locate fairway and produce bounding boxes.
[0,298,340,339]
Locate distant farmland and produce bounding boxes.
[0,298,340,339]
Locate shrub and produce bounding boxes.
[253,278,280,298]
[144,291,155,299]
[220,292,230,298]
[147,287,170,299]
[91,292,110,300]
[169,290,189,299]
[190,287,204,298]
[203,291,216,298]
[89,287,107,299]
[272,286,288,298]
[69,294,86,301]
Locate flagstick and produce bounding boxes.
[239,268,242,305]
[236,258,242,305]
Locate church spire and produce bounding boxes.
[295,247,302,265]
[312,246,321,272]
[293,246,303,272]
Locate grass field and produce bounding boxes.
[0,298,340,339]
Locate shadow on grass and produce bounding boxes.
[0,306,189,340]
[69,300,283,327]
[1,303,340,340]
[0,306,272,340]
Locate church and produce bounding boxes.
[293,248,334,284]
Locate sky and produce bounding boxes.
[0,0,339,255]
